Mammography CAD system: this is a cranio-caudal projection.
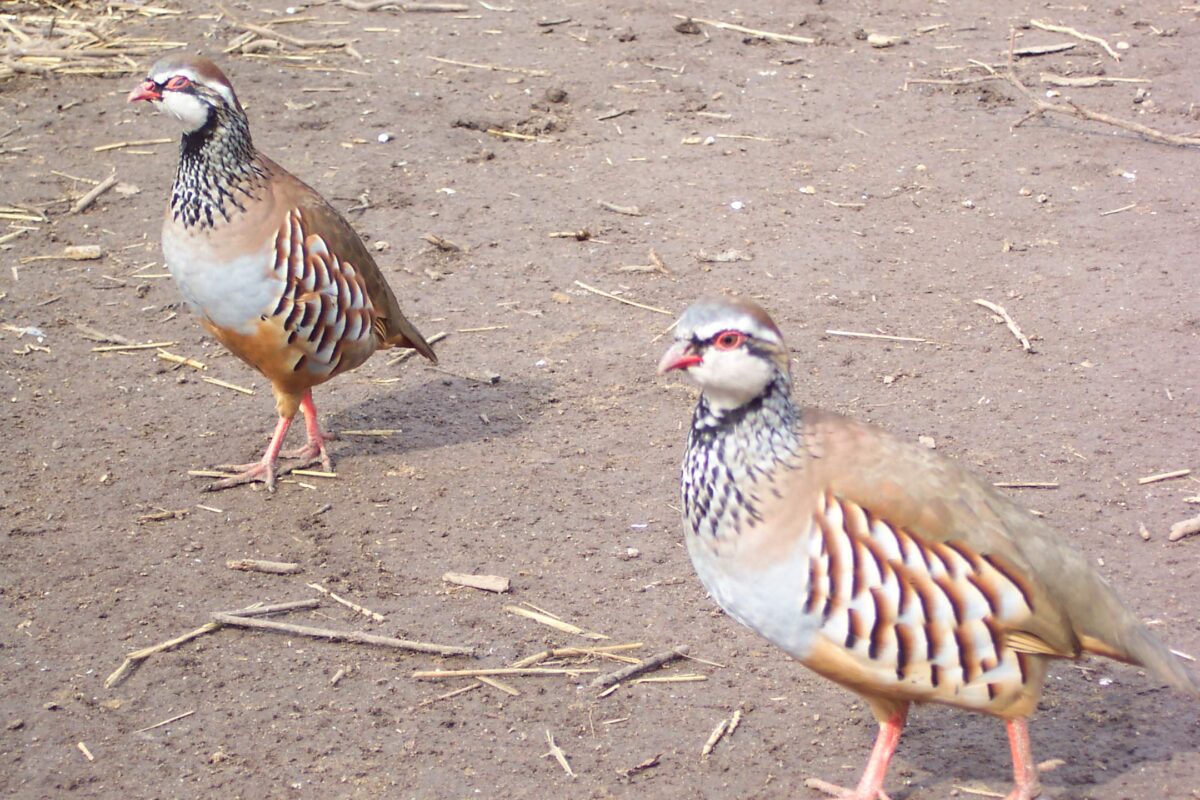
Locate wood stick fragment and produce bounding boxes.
[631,674,707,684]
[512,643,644,668]
[993,481,1059,489]
[132,709,195,734]
[674,15,815,45]
[422,232,463,251]
[951,786,1005,799]
[427,55,548,76]
[93,138,174,153]
[505,604,609,640]
[308,582,385,621]
[443,572,510,593]
[544,730,575,778]
[386,331,448,366]
[92,341,177,352]
[227,559,303,575]
[156,349,206,370]
[1100,203,1137,217]
[1040,74,1148,88]
[341,0,468,9]
[202,376,255,395]
[825,329,929,344]
[510,650,551,669]
[1030,19,1120,61]
[727,708,743,736]
[974,299,1033,352]
[573,281,672,316]
[77,742,94,762]
[218,599,323,618]
[136,508,189,523]
[590,645,688,689]
[1137,469,1191,485]
[476,675,521,696]
[417,683,479,707]
[413,667,598,679]
[1167,515,1200,543]
[597,200,643,216]
[211,613,473,655]
[69,172,118,215]
[105,600,320,688]
[700,717,729,758]
[1001,56,1200,147]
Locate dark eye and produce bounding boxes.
[164,75,191,91]
[712,331,745,351]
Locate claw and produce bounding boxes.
[203,459,278,492]
[804,778,891,800]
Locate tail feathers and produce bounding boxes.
[378,314,438,364]
[1082,623,1200,699]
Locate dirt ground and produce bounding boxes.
[1,0,1198,797]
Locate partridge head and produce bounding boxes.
[129,55,436,491]
[661,297,1199,800]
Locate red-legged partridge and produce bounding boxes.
[659,297,1198,800]
[129,55,436,491]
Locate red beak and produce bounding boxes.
[657,340,703,375]
[127,79,161,103]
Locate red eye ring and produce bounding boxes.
[164,75,191,91]
[712,331,745,351]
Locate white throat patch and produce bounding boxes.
[156,91,210,133]
[687,347,776,411]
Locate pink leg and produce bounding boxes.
[206,414,293,492]
[280,390,335,472]
[805,709,906,800]
[1004,718,1043,800]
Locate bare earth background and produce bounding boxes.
[1,1,1198,798]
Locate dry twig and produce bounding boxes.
[413,667,598,679]
[68,172,117,215]
[1029,19,1120,61]
[974,299,1033,352]
[544,730,575,777]
[307,582,385,621]
[226,559,302,574]
[442,572,510,593]
[590,645,689,690]
[1137,469,1191,485]
[674,15,815,45]
[427,55,548,76]
[105,599,320,687]
[212,613,472,655]
[1000,32,1200,147]
[1168,515,1200,543]
[573,281,672,316]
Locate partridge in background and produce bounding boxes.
[129,55,436,491]
[659,297,1198,800]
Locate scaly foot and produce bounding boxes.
[1004,788,1043,800]
[804,778,891,800]
[280,430,335,472]
[205,458,279,492]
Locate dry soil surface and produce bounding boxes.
[1,1,1199,798]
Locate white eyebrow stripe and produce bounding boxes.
[148,67,237,108]
[691,317,780,344]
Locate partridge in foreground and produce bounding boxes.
[129,55,436,491]
[659,298,1199,799]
